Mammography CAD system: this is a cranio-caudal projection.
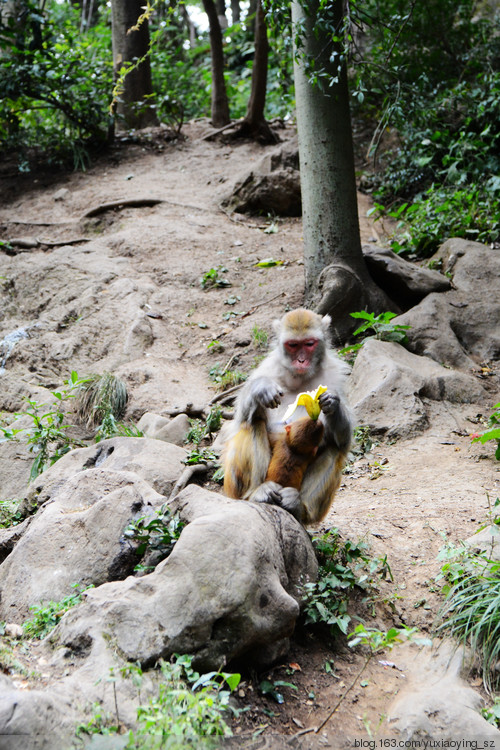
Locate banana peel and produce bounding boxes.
[283,384,328,422]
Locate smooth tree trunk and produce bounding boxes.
[202,0,231,127]
[292,0,392,343]
[111,0,158,130]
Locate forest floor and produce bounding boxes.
[0,120,499,747]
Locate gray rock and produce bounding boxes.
[225,167,302,217]
[396,239,500,369]
[362,244,451,310]
[56,485,318,671]
[22,436,187,514]
[0,468,166,620]
[349,339,486,438]
[137,411,190,446]
[388,640,500,741]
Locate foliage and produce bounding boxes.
[124,654,240,748]
[259,678,297,704]
[471,403,500,461]
[251,325,269,349]
[435,541,500,692]
[0,371,88,480]
[482,696,500,728]
[302,528,392,636]
[348,624,417,653]
[123,504,184,567]
[0,1,112,170]
[209,363,247,391]
[339,311,410,358]
[0,498,23,528]
[357,0,500,256]
[76,372,128,428]
[23,583,93,639]
[200,266,231,290]
[75,703,120,737]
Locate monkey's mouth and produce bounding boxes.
[292,359,311,373]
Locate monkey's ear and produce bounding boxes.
[284,424,292,435]
[272,318,282,336]
[321,314,332,330]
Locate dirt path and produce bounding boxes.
[0,120,499,745]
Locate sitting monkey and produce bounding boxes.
[222,308,354,524]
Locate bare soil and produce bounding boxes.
[0,120,499,747]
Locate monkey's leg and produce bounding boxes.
[299,448,347,524]
[223,420,271,499]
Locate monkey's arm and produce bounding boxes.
[235,376,283,424]
[318,390,354,453]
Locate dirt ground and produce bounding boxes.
[0,120,499,747]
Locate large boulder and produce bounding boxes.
[0,468,167,621]
[396,239,500,369]
[362,244,452,310]
[349,339,486,438]
[55,486,318,671]
[21,436,187,514]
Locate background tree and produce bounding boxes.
[111,0,158,129]
[231,0,278,143]
[291,0,392,342]
[201,0,231,126]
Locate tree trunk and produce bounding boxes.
[111,0,158,130]
[230,0,278,144]
[291,0,393,343]
[231,0,240,24]
[201,0,231,127]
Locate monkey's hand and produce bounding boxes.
[250,483,302,522]
[250,481,283,505]
[318,390,340,416]
[275,487,302,521]
[252,377,283,409]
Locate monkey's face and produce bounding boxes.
[284,338,320,375]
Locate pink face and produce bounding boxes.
[284,338,319,374]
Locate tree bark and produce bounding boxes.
[230,0,278,144]
[202,0,231,127]
[111,0,158,130]
[292,0,393,343]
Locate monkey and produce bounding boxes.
[265,416,325,493]
[222,308,354,524]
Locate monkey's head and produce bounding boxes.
[274,308,331,377]
[285,416,325,457]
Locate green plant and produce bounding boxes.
[471,402,500,461]
[0,371,88,481]
[302,528,391,636]
[76,372,128,429]
[200,266,231,290]
[75,372,142,442]
[23,583,93,639]
[208,363,247,391]
[259,678,297,704]
[435,543,500,692]
[0,498,23,528]
[75,702,121,738]
[251,325,269,349]
[482,697,500,728]
[339,311,410,358]
[123,504,184,567]
[125,654,241,748]
[0,1,112,170]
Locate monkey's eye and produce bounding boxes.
[304,340,317,349]
[285,341,299,351]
